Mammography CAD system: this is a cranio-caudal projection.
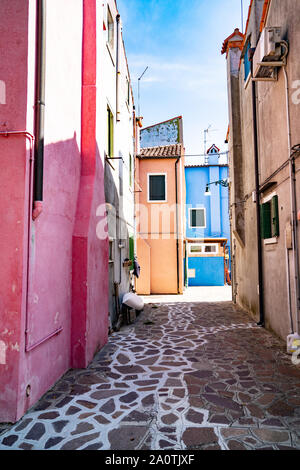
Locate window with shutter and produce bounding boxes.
[189,208,206,228]
[271,195,279,237]
[129,236,134,264]
[107,7,114,51]
[244,42,251,81]
[107,106,114,158]
[261,202,272,239]
[260,195,279,239]
[148,174,167,202]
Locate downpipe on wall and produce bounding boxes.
[116,14,121,122]
[32,0,46,221]
[251,78,265,327]
[282,60,300,337]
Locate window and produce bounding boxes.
[129,154,133,188]
[129,236,134,264]
[260,195,279,239]
[190,245,202,254]
[119,156,123,197]
[107,106,114,157]
[204,244,218,253]
[109,239,114,263]
[189,243,218,255]
[126,77,130,107]
[148,174,167,202]
[244,42,251,82]
[107,7,114,50]
[189,208,206,228]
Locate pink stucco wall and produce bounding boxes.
[0,0,32,423]
[0,0,108,423]
[72,0,108,370]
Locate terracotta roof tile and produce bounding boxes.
[139,143,182,158]
[221,28,244,56]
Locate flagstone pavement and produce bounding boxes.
[1,301,300,451]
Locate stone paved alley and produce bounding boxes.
[1,299,300,451]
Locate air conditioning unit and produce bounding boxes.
[253,27,284,81]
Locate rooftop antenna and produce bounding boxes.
[204,125,212,154]
[138,66,149,118]
[204,124,212,164]
[241,0,244,33]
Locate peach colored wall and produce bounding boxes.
[136,155,185,295]
[149,239,179,294]
[136,238,151,295]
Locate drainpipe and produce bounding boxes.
[133,108,137,262]
[251,78,265,327]
[116,14,121,122]
[175,157,180,294]
[286,238,294,334]
[232,238,237,302]
[32,0,46,221]
[283,63,300,334]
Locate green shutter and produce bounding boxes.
[271,195,279,238]
[129,236,134,263]
[107,107,114,157]
[260,202,272,239]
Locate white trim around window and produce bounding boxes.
[188,207,206,229]
[188,243,218,255]
[147,173,167,203]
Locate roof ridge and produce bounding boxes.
[140,143,182,150]
[141,116,182,131]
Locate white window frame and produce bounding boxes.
[188,207,206,229]
[126,77,130,108]
[262,190,279,245]
[188,243,218,255]
[109,238,115,263]
[147,173,167,203]
[243,38,252,88]
[189,244,203,255]
[107,6,114,51]
[129,153,133,189]
[203,243,219,254]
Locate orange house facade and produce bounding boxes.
[135,118,186,295]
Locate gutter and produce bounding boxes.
[32,0,46,221]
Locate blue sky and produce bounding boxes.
[117,0,248,158]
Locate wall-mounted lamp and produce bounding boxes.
[204,185,212,197]
[204,179,229,196]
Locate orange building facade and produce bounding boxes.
[135,119,186,295]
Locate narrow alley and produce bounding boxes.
[1,293,300,451]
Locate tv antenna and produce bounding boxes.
[138,66,149,118]
[204,124,212,157]
[241,0,244,33]
[204,125,219,164]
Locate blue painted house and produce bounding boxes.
[185,145,231,286]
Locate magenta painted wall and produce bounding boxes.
[71,0,108,370]
[0,0,108,423]
[0,0,31,423]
